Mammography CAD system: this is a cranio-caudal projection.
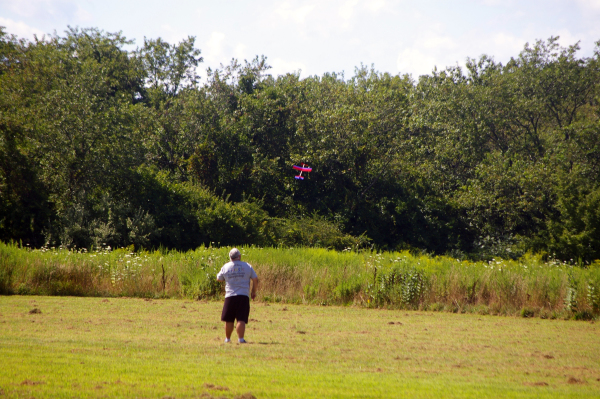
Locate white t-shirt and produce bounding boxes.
[216,260,258,298]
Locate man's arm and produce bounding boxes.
[250,277,258,300]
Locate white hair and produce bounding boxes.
[229,248,241,261]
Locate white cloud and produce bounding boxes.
[397,47,437,77]
[555,29,581,48]
[159,24,190,45]
[576,0,600,10]
[274,1,316,24]
[270,57,307,77]
[338,0,359,25]
[75,5,92,22]
[264,0,390,39]
[1,0,45,17]
[421,35,456,50]
[338,0,390,29]
[478,0,516,5]
[364,0,386,13]
[204,31,226,65]
[233,43,248,60]
[492,32,525,54]
[1,0,82,19]
[394,31,460,76]
[1,0,95,27]
[0,17,45,39]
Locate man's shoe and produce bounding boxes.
[238,338,247,344]
[224,338,231,343]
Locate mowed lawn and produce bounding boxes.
[0,296,599,398]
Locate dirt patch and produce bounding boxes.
[235,394,257,399]
[29,308,42,314]
[543,354,554,359]
[296,330,306,334]
[199,394,229,399]
[567,377,585,384]
[524,382,548,387]
[281,307,288,311]
[20,380,45,386]
[204,383,229,391]
[102,299,109,303]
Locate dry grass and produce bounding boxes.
[1,242,599,319]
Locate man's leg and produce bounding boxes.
[236,321,246,339]
[225,322,234,339]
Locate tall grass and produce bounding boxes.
[1,241,599,319]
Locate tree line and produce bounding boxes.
[1,27,599,261]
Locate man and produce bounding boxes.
[216,248,258,344]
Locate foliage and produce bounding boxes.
[1,25,600,261]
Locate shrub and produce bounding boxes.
[588,282,599,313]
[0,264,14,294]
[573,310,594,321]
[520,307,535,318]
[264,216,369,250]
[178,261,221,300]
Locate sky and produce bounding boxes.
[1,0,600,80]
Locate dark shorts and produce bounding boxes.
[221,295,250,323]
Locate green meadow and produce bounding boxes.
[1,295,599,398]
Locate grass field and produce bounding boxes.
[1,295,599,398]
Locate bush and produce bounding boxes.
[264,216,370,250]
[178,261,222,300]
[0,261,14,294]
[520,307,535,318]
[573,310,594,321]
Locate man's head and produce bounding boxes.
[229,248,241,261]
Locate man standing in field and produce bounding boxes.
[217,248,258,344]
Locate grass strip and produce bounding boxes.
[2,242,600,318]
